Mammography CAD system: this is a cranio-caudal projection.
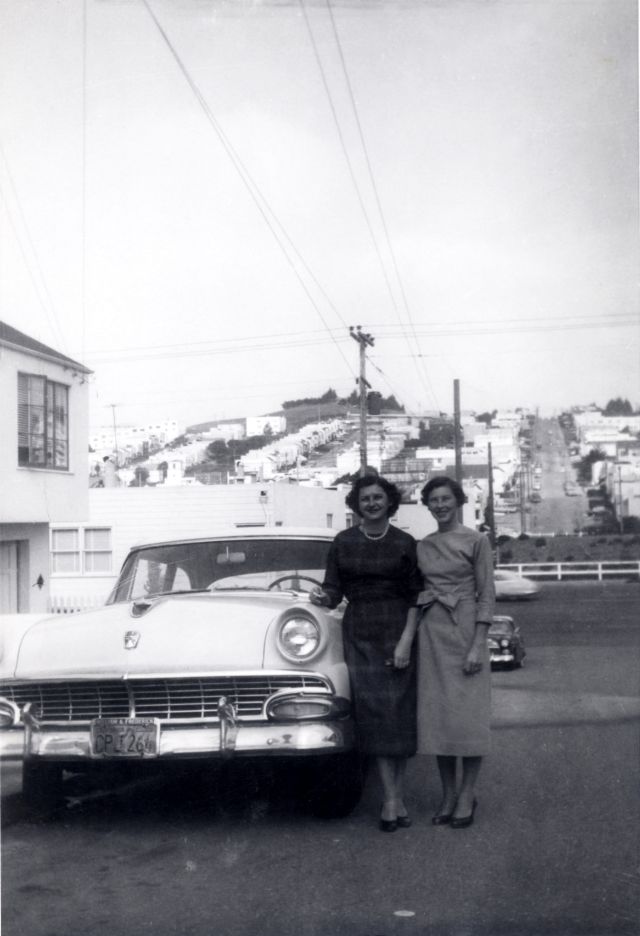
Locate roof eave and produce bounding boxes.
[0,338,93,375]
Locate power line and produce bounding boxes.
[75,312,636,365]
[369,311,636,331]
[0,146,68,352]
[324,0,439,410]
[300,0,426,407]
[81,0,88,362]
[365,354,411,413]
[140,0,355,379]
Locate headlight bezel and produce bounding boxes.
[0,698,21,729]
[277,612,324,662]
[266,690,350,721]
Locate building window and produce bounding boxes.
[18,374,69,469]
[84,528,112,572]
[51,527,112,575]
[51,529,80,573]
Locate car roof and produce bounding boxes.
[490,618,515,630]
[127,526,339,551]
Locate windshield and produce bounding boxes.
[108,537,332,603]
[489,621,514,636]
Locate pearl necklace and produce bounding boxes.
[361,522,390,541]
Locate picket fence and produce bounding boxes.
[48,594,109,615]
[499,561,640,582]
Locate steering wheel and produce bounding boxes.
[268,575,323,592]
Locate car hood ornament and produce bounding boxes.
[124,630,141,650]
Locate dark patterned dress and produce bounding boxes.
[322,525,421,756]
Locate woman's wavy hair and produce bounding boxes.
[420,475,467,507]
[345,474,402,518]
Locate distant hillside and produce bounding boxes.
[188,402,354,437]
[266,401,353,433]
[186,417,245,434]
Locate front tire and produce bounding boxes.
[22,760,64,813]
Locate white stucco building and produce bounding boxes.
[0,322,91,612]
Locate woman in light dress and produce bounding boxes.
[396,476,495,829]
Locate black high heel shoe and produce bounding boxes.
[450,798,477,829]
[432,810,454,826]
[396,814,412,829]
[379,801,399,832]
[432,798,457,825]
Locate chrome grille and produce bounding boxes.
[0,675,330,723]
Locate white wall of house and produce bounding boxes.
[0,338,90,612]
[0,345,89,523]
[49,483,348,608]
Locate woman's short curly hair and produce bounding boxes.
[420,475,467,507]
[345,474,402,517]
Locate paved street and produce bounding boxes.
[2,582,639,936]
[496,417,586,538]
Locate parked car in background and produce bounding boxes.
[494,569,541,600]
[564,481,581,496]
[0,528,363,816]
[488,616,526,668]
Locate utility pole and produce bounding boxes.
[350,326,374,477]
[453,379,463,521]
[109,403,120,467]
[487,442,496,547]
[617,464,624,533]
[519,462,527,534]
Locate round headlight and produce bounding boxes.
[500,638,510,648]
[279,616,321,660]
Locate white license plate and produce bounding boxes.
[90,717,159,758]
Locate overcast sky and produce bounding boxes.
[1,0,638,432]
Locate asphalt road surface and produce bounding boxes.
[2,582,639,936]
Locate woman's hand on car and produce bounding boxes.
[309,586,330,607]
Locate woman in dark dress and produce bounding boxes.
[310,475,421,832]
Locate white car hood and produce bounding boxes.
[0,614,52,679]
[10,593,302,680]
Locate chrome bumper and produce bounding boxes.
[490,653,515,663]
[0,730,26,760]
[0,719,355,762]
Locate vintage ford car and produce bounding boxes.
[487,615,526,669]
[0,528,363,815]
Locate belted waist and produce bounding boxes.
[416,588,462,624]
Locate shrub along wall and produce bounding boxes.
[496,534,640,564]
